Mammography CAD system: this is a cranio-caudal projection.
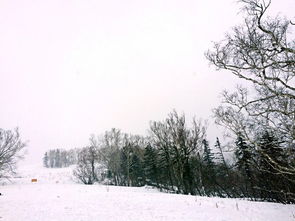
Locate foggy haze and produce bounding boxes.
[0,0,294,164]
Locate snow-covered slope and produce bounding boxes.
[0,165,294,221]
[13,164,76,184]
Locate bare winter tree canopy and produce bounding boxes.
[0,128,26,179]
[206,0,294,144]
[206,0,295,178]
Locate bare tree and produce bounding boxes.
[98,128,123,185]
[0,128,26,179]
[149,110,207,194]
[206,0,295,176]
[73,146,99,185]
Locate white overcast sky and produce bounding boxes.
[0,0,294,164]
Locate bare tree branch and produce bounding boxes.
[0,128,26,179]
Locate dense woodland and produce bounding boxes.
[44,110,295,204]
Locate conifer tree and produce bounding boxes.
[256,130,288,202]
[202,139,215,169]
[202,139,216,195]
[235,134,254,197]
[215,137,226,166]
[43,152,49,168]
[55,149,61,168]
[143,144,159,187]
[130,153,144,186]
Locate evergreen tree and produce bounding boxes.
[235,133,254,197]
[256,131,288,202]
[48,150,55,168]
[215,137,226,166]
[43,152,49,168]
[55,149,61,168]
[143,144,159,187]
[202,139,215,168]
[130,153,144,186]
[202,139,217,195]
[213,137,233,197]
[60,150,68,167]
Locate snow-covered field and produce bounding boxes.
[0,165,294,221]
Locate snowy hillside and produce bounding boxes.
[0,165,294,221]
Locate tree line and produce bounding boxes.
[69,110,295,204]
[43,148,79,168]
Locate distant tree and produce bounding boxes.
[60,150,68,167]
[55,149,61,168]
[0,128,26,179]
[43,152,49,168]
[43,148,80,168]
[67,149,79,165]
[48,150,55,168]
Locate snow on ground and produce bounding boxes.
[0,165,294,221]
